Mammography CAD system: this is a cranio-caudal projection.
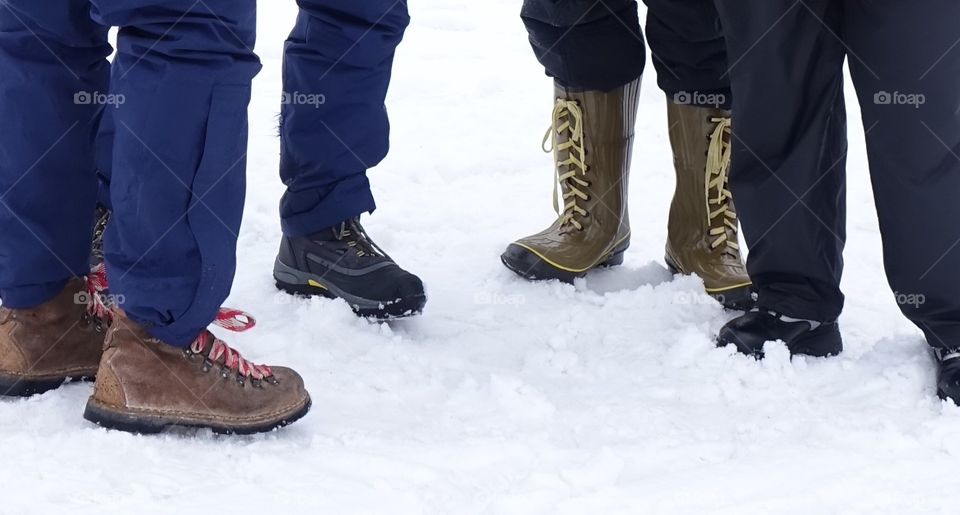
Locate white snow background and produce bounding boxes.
[2,1,960,513]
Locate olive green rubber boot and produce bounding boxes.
[664,101,754,309]
[502,79,641,282]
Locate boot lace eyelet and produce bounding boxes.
[189,310,277,389]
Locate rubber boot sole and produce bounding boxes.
[665,255,756,311]
[0,373,94,398]
[274,259,426,320]
[500,240,629,283]
[83,396,312,435]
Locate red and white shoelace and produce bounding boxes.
[86,265,270,381]
[85,263,114,326]
[190,309,274,381]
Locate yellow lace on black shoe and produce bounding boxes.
[705,116,741,258]
[542,99,589,230]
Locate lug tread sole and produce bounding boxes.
[83,396,312,435]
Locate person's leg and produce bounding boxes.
[502,0,644,282]
[94,0,259,347]
[713,0,848,357]
[272,0,425,319]
[521,0,646,92]
[0,0,110,307]
[279,0,409,237]
[0,0,113,396]
[643,0,752,309]
[78,0,310,434]
[844,0,960,399]
[643,0,729,107]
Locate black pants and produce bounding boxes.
[521,0,730,107]
[713,0,960,348]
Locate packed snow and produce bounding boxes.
[2,1,959,513]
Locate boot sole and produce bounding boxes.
[665,255,756,310]
[274,259,426,319]
[501,240,629,283]
[0,373,95,398]
[83,396,312,435]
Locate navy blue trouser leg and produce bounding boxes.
[520,0,729,106]
[521,0,646,92]
[0,0,260,347]
[713,0,848,322]
[715,0,960,346]
[279,0,409,237]
[643,0,730,107]
[97,0,260,346]
[0,0,111,308]
[844,0,960,346]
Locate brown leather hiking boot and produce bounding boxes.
[84,309,310,434]
[0,275,110,397]
[502,79,640,282]
[664,101,754,309]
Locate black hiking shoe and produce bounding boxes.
[274,217,426,319]
[717,308,843,358]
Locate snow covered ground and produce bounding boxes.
[3,1,960,513]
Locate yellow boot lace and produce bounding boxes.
[542,99,589,230]
[705,116,740,256]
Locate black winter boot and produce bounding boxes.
[936,349,960,404]
[717,309,843,358]
[274,217,426,319]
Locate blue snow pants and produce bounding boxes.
[0,0,260,347]
[278,0,410,237]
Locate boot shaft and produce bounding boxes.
[666,101,741,258]
[503,79,641,280]
[664,101,752,301]
[549,79,640,239]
